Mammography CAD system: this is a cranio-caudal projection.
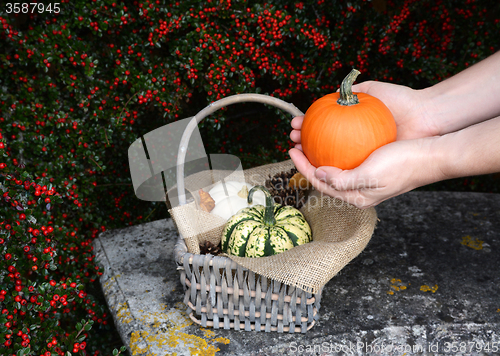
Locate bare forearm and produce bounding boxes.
[422,51,500,135]
[433,116,500,180]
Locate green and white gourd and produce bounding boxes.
[222,185,312,257]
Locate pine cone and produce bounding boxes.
[264,168,308,209]
[199,240,222,256]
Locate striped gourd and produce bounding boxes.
[221,185,311,257]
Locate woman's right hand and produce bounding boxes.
[350,80,439,140]
[290,80,439,151]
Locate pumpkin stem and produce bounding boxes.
[337,68,361,106]
[248,185,276,226]
[237,185,249,198]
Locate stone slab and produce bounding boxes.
[94,191,500,355]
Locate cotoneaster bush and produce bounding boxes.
[1,0,499,354]
[0,135,127,355]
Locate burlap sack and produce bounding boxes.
[169,160,377,294]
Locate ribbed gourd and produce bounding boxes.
[301,69,397,170]
[221,186,311,257]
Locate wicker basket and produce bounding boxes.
[172,94,322,333]
[174,238,322,333]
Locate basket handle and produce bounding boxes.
[176,93,304,205]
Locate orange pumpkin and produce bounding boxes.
[301,69,397,170]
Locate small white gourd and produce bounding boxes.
[208,181,265,220]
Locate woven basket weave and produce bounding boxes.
[174,238,321,332]
[168,94,376,333]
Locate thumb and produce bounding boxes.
[351,81,374,94]
[315,166,369,191]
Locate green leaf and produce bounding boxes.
[17,348,31,356]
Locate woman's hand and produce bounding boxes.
[288,79,443,208]
[289,137,443,209]
[290,81,438,146]
[289,52,500,207]
[290,114,500,209]
[350,81,439,140]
